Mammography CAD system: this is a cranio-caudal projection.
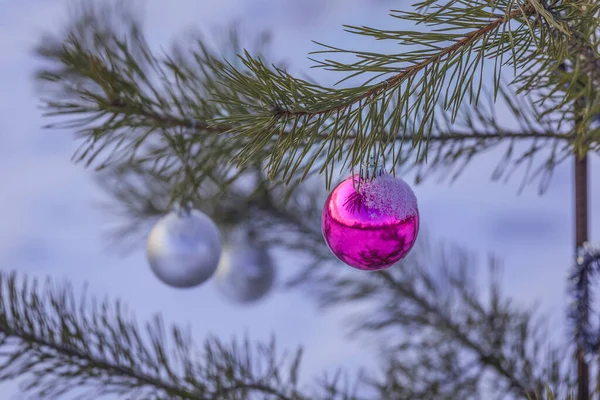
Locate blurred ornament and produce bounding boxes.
[146,206,222,288]
[321,165,419,271]
[214,231,275,304]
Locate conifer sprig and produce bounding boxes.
[0,271,371,400]
[0,246,573,399]
[210,0,569,183]
[34,0,585,197]
[287,239,574,399]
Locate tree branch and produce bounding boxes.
[275,1,537,118]
[1,327,197,399]
[376,270,533,397]
[285,238,574,399]
[0,272,326,400]
[35,0,580,189]
[105,101,574,142]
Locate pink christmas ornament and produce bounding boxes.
[321,173,419,270]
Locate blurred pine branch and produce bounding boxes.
[0,242,574,399]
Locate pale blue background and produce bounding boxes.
[0,0,598,398]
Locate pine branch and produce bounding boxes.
[0,271,368,400]
[34,0,581,194]
[286,238,575,399]
[512,1,600,147]
[275,2,534,119]
[94,104,573,142]
[211,0,549,181]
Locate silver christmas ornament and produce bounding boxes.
[214,237,275,304]
[146,208,222,288]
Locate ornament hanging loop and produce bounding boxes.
[361,155,387,180]
[246,226,257,241]
[163,123,198,215]
[174,200,194,217]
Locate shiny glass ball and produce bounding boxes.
[214,241,275,304]
[321,174,419,270]
[146,209,222,288]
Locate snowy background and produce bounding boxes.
[0,0,598,397]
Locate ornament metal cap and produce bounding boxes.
[359,155,387,179]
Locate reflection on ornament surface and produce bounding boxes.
[214,240,275,304]
[146,209,222,288]
[321,174,419,270]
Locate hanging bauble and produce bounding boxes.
[146,207,222,288]
[213,235,275,304]
[321,169,419,271]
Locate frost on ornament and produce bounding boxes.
[146,209,222,288]
[214,240,275,304]
[321,174,419,271]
